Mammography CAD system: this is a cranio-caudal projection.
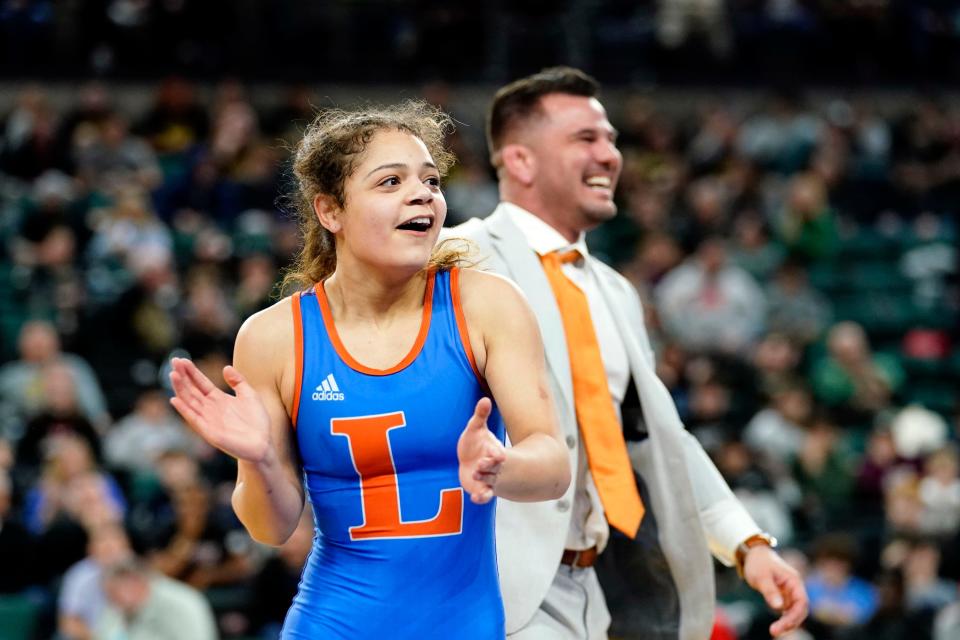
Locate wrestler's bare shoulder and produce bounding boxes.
[457,268,537,337]
[234,294,297,362]
[458,268,529,313]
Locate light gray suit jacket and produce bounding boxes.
[450,205,760,639]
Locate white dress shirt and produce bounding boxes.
[502,202,631,552]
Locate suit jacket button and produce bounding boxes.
[556,499,570,512]
[565,435,576,449]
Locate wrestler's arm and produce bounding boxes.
[170,299,305,545]
[230,303,305,544]
[459,268,571,502]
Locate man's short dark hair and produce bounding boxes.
[486,66,600,161]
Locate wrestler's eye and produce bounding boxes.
[379,176,401,187]
[424,176,441,188]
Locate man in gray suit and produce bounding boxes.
[451,67,808,639]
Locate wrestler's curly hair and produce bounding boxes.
[282,100,470,293]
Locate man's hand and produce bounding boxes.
[743,545,809,637]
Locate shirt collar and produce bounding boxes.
[499,202,590,258]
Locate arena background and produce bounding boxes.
[0,1,958,639]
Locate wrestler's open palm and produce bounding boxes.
[169,357,272,464]
[457,398,507,505]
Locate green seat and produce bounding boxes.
[832,293,914,334]
[952,353,960,377]
[808,263,845,293]
[901,356,950,377]
[0,594,40,640]
[846,262,911,292]
[838,229,901,259]
[911,306,959,331]
[904,382,957,416]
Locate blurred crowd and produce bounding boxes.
[0,76,957,640]
[5,1,960,84]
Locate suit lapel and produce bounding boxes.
[592,265,651,389]
[592,263,682,431]
[485,210,575,416]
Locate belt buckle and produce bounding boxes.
[570,550,581,567]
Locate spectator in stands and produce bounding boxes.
[900,539,956,614]
[744,382,812,465]
[22,435,125,536]
[885,469,925,537]
[134,77,209,155]
[656,236,767,355]
[737,92,823,174]
[58,521,134,640]
[104,388,197,473]
[843,569,915,640]
[728,213,785,282]
[178,267,238,360]
[85,186,173,276]
[792,413,856,533]
[14,169,82,253]
[890,99,956,216]
[812,321,905,423]
[14,361,103,469]
[675,176,733,252]
[126,447,200,552]
[0,320,110,429]
[934,593,960,640]
[7,173,88,349]
[81,243,181,415]
[233,253,277,319]
[805,533,879,632]
[765,258,832,345]
[619,230,683,293]
[918,446,960,537]
[855,422,908,522]
[23,435,125,583]
[0,86,68,180]
[146,477,253,591]
[95,558,217,640]
[750,332,804,397]
[443,152,500,225]
[714,438,795,545]
[656,0,732,58]
[73,112,161,195]
[56,82,114,158]
[775,173,838,262]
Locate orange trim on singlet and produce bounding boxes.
[314,271,436,376]
[290,292,304,429]
[450,267,486,388]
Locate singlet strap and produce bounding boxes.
[290,291,305,428]
[451,267,487,390]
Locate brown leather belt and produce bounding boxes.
[560,546,599,568]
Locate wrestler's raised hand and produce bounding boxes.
[169,357,273,464]
[457,397,507,505]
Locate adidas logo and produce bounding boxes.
[312,374,345,401]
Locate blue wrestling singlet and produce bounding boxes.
[282,268,506,639]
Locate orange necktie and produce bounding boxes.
[540,250,644,538]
